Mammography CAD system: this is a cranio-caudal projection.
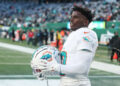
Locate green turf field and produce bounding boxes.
[0,37,119,75]
[0,46,118,76]
[0,37,119,65]
[94,46,120,65]
[0,47,32,75]
[0,38,120,86]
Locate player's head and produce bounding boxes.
[70,5,93,31]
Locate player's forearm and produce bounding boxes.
[59,61,91,75]
[59,52,93,75]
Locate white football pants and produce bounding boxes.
[60,76,91,86]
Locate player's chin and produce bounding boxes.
[70,26,78,31]
[70,24,78,30]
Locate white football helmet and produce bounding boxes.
[31,45,61,79]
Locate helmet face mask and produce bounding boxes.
[32,69,45,80]
[31,45,61,79]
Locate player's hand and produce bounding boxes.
[31,59,47,71]
[46,57,61,72]
[31,57,60,72]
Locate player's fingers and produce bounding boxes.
[33,64,47,69]
[41,68,49,72]
[33,59,47,65]
[32,66,47,70]
[31,62,47,69]
[39,59,47,64]
[39,66,47,70]
[31,65,39,69]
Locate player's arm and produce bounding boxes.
[59,51,93,74]
[31,50,93,75]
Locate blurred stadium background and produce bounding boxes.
[0,0,120,86]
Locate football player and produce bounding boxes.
[31,5,98,86]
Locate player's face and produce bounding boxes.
[70,11,88,31]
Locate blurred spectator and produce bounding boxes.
[38,29,44,46]
[33,29,39,46]
[22,32,26,41]
[27,30,34,45]
[11,29,15,42]
[19,28,23,42]
[109,32,119,48]
[50,30,54,42]
[4,30,8,38]
[56,31,61,48]
[112,37,120,63]
[109,32,119,62]
[43,29,48,45]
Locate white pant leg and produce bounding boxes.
[60,77,91,86]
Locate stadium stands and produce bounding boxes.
[0,0,120,28]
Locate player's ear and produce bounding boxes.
[84,20,89,26]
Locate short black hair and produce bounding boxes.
[72,5,93,22]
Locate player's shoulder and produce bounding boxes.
[74,27,98,41]
[75,27,97,36]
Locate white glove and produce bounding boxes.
[46,57,61,72]
[31,59,47,71]
[31,57,61,72]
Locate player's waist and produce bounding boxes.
[61,75,89,82]
[61,74,88,80]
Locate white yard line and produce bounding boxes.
[91,61,120,74]
[0,79,60,86]
[0,42,35,54]
[0,63,30,65]
[0,75,34,78]
[0,75,60,78]
[0,42,120,75]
